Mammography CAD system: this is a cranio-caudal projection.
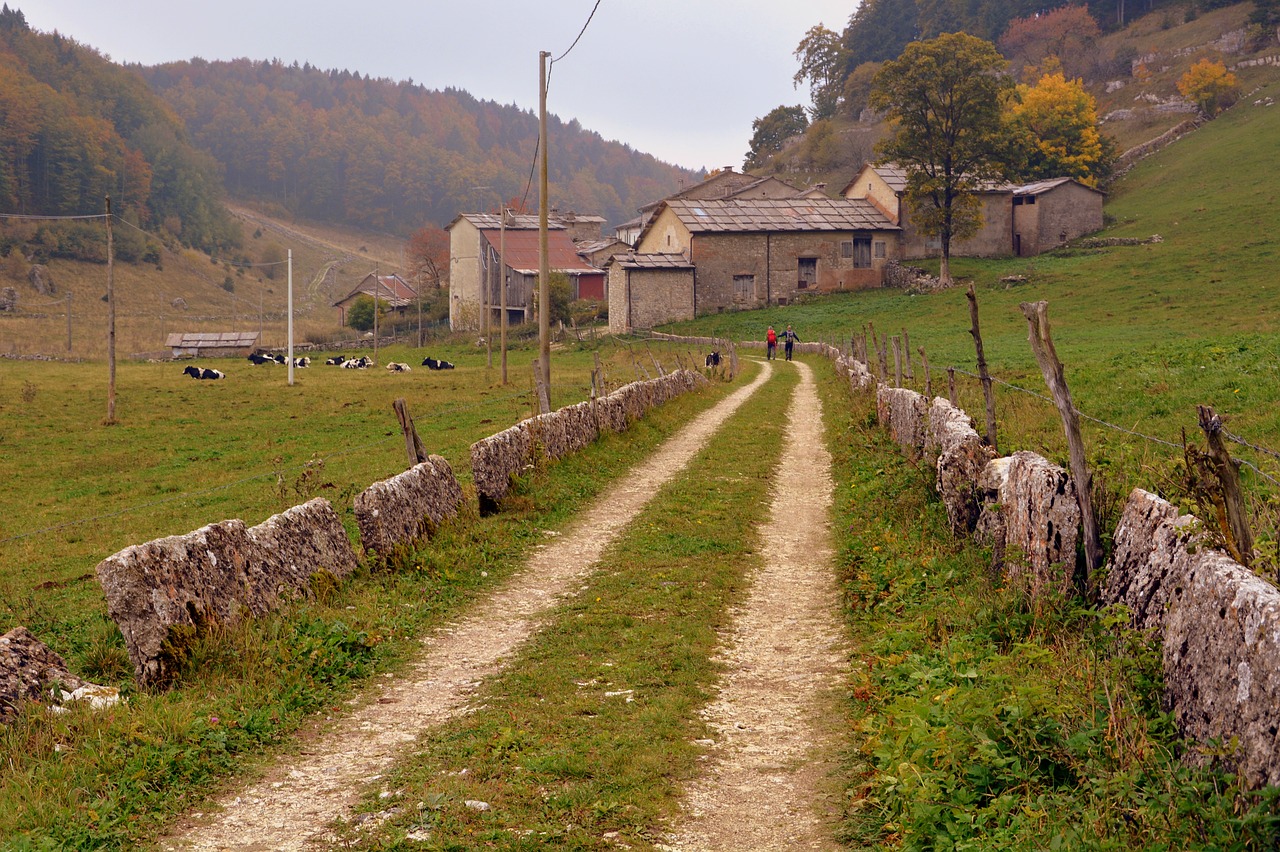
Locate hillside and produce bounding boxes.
[754,1,1278,191]
[138,59,697,233]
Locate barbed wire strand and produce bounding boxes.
[948,366,1280,486]
[0,212,107,221]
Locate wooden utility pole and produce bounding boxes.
[1021,300,1102,581]
[967,283,997,452]
[287,249,295,386]
[65,292,72,352]
[500,207,508,384]
[105,197,117,424]
[537,50,551,412]
[1198,405,1254,566]
[372,264,379,367]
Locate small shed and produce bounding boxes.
[607,253,696,334]
[166,331,261,358]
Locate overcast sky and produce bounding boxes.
[23,1,859,172]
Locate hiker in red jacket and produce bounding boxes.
[766,325,777,360]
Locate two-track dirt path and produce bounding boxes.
[161,362,785,851]
[659,358,847,851]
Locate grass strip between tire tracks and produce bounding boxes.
[332,360,798,850]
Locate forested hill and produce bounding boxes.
[138,58,698,233]
[0,6,239,253]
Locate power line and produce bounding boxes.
[0,212,106,221]
[553,0,603,63]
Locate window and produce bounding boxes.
[874,241,886,259]
[733,274,754,302]
[840,240,854,259]
[853,238,872,269]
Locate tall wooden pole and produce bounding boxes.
[372,263,379,366]
[105,197,116,424]
[484,222,492,369]
[500,207,508,384]
[287,249,295,386]
[65,291,72,352]
[967,283,997,452]
[538,50,551,412]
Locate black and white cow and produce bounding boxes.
[325,355,346,365]
[292,357,311,368]
[386,362,412,372]
[705,351,721,367]
[183,366,224,380]
[248,352,286,365]
[342,356,373,369]
[421,357,456,370]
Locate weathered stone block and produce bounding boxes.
[1,627,93,723]
[97,498,357,686]
[469,424,532,509]
[928,399,994,535]
[354,456,465,556]
[875,387,928,456]
[976,451,1080,598]
[1100,488,1187,630]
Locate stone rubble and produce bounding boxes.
[1,626,113,722]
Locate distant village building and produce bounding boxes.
[843,162,1104,258]
[332,273,418,326]
[446,212,603,331]
[610,197,899,332]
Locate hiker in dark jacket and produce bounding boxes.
[781,324,799,360]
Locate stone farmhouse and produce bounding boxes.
[842,162,1104,259]
[608,197,899,333]
[332,273,418,327]
[614,167,805,245]
[447,212,603,332]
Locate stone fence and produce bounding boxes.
[470,369,708,511]
[832,348,1280,789]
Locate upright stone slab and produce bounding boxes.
[355,455,465,556]
[1,627,93,723]
[927,398,994,535]
[469,424,533,510]
[97,497,357,687]
[976,451,1080,598]
[1102,488,1280,787]
[876,387,928,457]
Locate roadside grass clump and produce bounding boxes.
[0,352,736,848]
[819,373,1280,850]
[329,360,796,850]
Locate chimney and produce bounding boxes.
[723,165,735,173]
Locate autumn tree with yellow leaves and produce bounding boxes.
[1008,71,1110,186]
[1177,58,1241,117]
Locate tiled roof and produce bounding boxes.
[484,229,600,275]
[334,274,418,308]
[608,253,695,270]
[661,198,898,234]
[166,332,260,348]
[1014,177,1102,196]
[449,212,565,231]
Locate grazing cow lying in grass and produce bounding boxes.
[421,357,455,370]
[292,357,311,368]
[705,351,721,367]
[386,362,412,372]
[248,352,286,365]
[183,366,224,380]
[325,355,345,365]
[342,356,373,369]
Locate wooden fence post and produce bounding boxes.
[1198,405,1255,566]
[947,367,957,406]
[1020,300,1102,585]
[891,336,903,387]
[392,398,428,467]
[967,283,998,453]
[919,347,932,399]
[902,328,914,382]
